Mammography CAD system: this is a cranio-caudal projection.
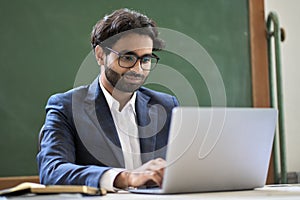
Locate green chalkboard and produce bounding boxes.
[0,0,251,176]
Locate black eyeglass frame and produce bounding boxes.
[105,47,160,71]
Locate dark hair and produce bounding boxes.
[91,8,165,52]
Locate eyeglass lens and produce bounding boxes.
[119,54,157,70]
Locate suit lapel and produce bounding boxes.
[136,90,158,164]
[83,77,124,167]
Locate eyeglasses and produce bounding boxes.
[105,47,160,71]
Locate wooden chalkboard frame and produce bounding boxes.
[249,0,274,183]
[0,0,275,182]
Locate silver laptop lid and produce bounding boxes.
[162,107,277,194]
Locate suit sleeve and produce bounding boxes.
[37,94,111,188]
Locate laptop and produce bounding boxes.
[130,107,277,194]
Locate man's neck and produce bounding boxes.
[100,76,133,111]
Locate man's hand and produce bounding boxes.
[113,158,166,189]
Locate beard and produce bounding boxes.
[104,65,147,93]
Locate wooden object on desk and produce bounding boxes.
[0,182,106,196]
[0,176,39,190]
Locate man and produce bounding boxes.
[37,8,179,192]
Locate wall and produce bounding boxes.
[265,0,300,172]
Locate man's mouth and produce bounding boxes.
[123,72,144,83]
[123,74,143,82]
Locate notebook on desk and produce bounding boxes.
[130,107,277,194]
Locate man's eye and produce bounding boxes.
[120,55,136,62]
[141,56,151,63]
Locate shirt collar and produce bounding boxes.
[99,76,137,113]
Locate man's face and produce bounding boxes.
[103,33,153,93]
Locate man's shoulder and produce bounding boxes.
[46,85,90,109]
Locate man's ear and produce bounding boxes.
[94,45,105,66]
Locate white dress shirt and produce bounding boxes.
[99,78,142,191]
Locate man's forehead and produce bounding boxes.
[112,33,153,52]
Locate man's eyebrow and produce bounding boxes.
[119,50,135,55]
[120,50,153,57]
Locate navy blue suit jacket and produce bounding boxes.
[37,78,179,188]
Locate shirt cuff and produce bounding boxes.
[100,168,125,192]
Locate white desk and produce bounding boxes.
[2,186,300,200]
[104,188,300,200]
